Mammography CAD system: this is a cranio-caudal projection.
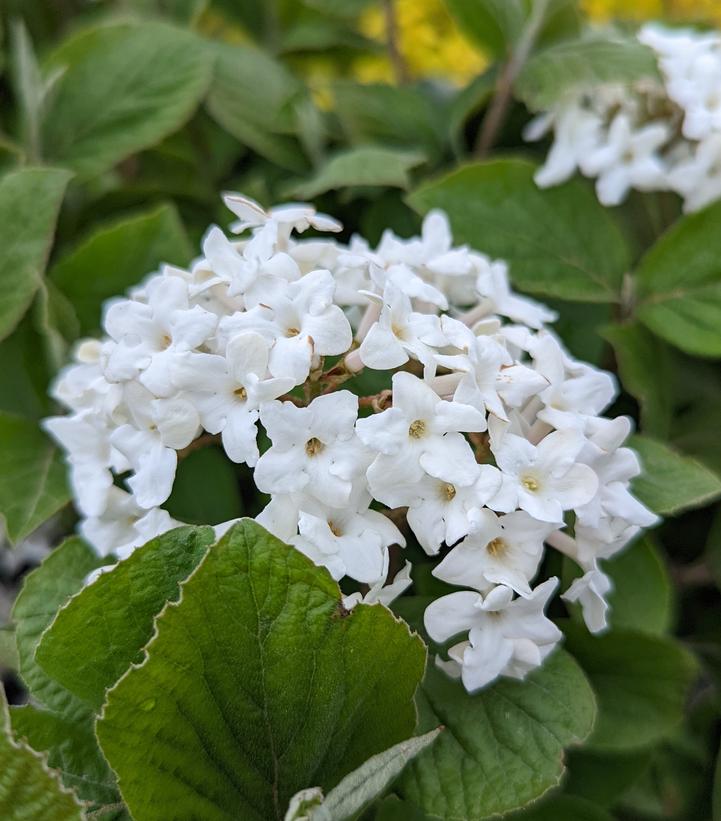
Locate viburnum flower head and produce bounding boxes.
[46,190,658,694]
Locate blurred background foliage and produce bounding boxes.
[0,1,721,819]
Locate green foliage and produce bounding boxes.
[630,434,721,516]
[398,650,596,820]
[41,22,213,178]
[36,526,214,711]
[51,204,192,335]
[517,35,659,109]
[0,412,70,544]
[636,199,721,357]
[408,159,630,302]
[563,623,698,752]
[96,520,426,821]
[0,689,83,820]
[292,146,425,198]
[0,167,71,341]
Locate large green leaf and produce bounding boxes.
[0,689,83,820]
[0,167,71,341]
[36,526,214,712]
[206,42,309,171]
[165,447,244,525]
[506,794,613,820]
[630,434,721,516]
[563,747,652,808]
[636,199,721,357]
[408,159,629,302]
[42,22,212,177]
[563,624,698,752]
[604,537,672,635]
[97,520,426,821]
[517,35,658,110]
[10,704,118,805]
[602,322,675,438]
[397,650,596,820]
[51,204,192,334]
[291,147,425,199]
[12,537,107,716]
[0,413,70,544]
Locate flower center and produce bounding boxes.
[286,327,301,337]
[521,475,539,492]
[391,323,407,341]
[160,333,172,349]
[234,386,247,400]
[441,482,456,501]
[328,520,342,537]
[408,419,426,439]
[486,537,507,557]
[305,437,324,456]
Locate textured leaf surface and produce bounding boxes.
[97,520,426,821]
[0,413,70,544]
[408,159,629,302]
[0,167,71,341]
[292,147,425,198]
[0,690,82,820]
[563,624,698,752]
[12,537,106,715]
[10,704,118,805]
[42,22,212,177]
[37,526,214,712]
[636,200,721,357]
[398,650,596,820]
[51,204,192,334]
[517,35,658,109]
[630,434,721,516]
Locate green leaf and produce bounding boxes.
[601,322,676,438]
[12,537,107,716]
[397,649,596,820]
[10,704,118,805]
[51,203,192,335]
[604,537,672,634]
[165,447,244,525]
[563,747,652,808]
[630,434,721,516]
[563,623,698,752]
[0,628,18,672]
[0,413,70,544]
[291,147,425,199]
[333,82,447,161]
[408,159,629,302]
[97,520,426,821]
[207,42,310,172]
[42,22,212,178]
[444,0,526,56]
[0,689,83,820]
[0,166,71,341]
[636,199,721,357]
[506,794,613,820]
[0,317,53,419]
[287,729,442,821]
[36,526,214,712]
[517,35,658,110]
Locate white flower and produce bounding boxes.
[433,510,557,596]
[562,564,613,633]
[255,392,368,507]
[667,133,721,212]
[357,371,486,491]
[490,429,598,522]
[475,258,557,329]
[343,561,413,609]
[425,578,562,692]
[224,193,342,238]
[171,332,293,465]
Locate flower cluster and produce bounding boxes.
[526,24,721,212]
[45,192,657,692]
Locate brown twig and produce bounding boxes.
[383,0,409,85]
[474,0,550,157]
[359,389,393,413]
[177,432,221,460]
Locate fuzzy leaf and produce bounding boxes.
[408,159,630,302]
[0,167,71,341]
[97,520,426,821]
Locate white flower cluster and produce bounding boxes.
[526,24,721,212]
[45,193,657,692]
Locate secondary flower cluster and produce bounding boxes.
[526,24,721,212]
[45,193,657,692]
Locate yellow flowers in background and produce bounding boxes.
[584,0,721,23]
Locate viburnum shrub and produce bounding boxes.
[46,193,658,694]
